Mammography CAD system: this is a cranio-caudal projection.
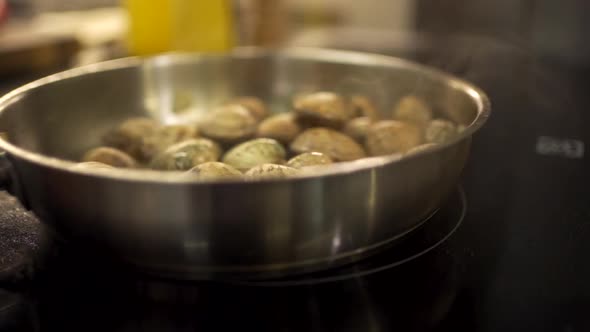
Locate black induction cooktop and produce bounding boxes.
[1,36,590,331]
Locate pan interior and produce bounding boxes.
[0,51,480,162]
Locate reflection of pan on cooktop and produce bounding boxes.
[0,189,465,332]
[237,187,466,286]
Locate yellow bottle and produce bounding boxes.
[124,0,234,55]
[124,0,172,55]
[170,0,234,52]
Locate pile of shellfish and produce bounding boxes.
[76,93,463,180]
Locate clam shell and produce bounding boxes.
[245,163,299,180]
[150,138,222,171]
[229,96,268,121]
[186,161,242,180]
[256,113,302,144]
[103,117,160,162]
[291,127,366,162]
[140,124,199,162]
[222,138,286,171]
[200,104,257,144]
[82,146,137,168]
[343,116,372,143]
[350,95,379,120]
[287,152,333,169]
[365,120,422,156]
[425,119,457,144]
[293,92,350,128]
[392,96,433,127]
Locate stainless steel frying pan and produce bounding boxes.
[0,48,490,279]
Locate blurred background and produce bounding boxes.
[2,3,590,331]
[0,0,588,91]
